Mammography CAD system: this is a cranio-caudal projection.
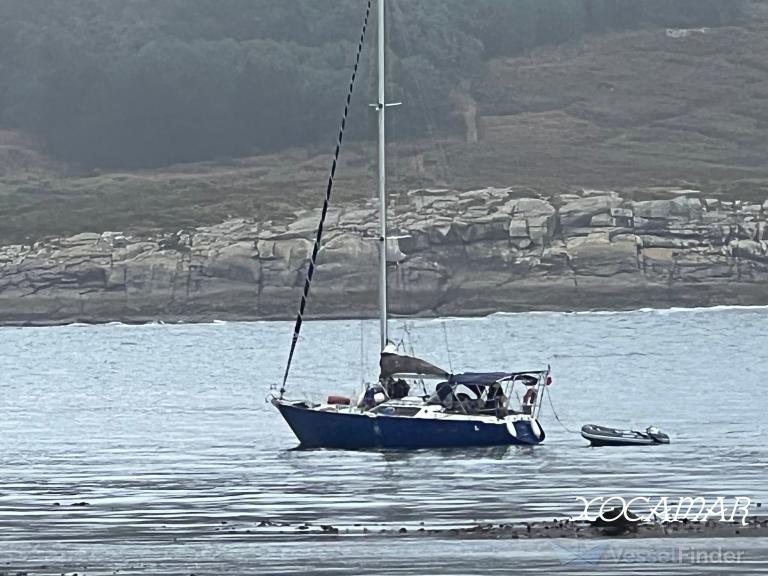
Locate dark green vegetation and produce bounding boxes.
[1,0,767,246]
[0,0,746,168]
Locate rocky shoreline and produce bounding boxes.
[1,187,767,326]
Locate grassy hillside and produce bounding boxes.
[2,2,768,244]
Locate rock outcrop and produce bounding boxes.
[1,188,767,325]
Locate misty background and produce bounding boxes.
[0,0,747,169]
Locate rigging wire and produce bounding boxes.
[389,0,454,274]
[390,0,453,187]
[359,319,366,385]
[545,385,578,434]
[402,321,415,356]
[279,0,374,398]
[441,321,454,374]
[401,321,427,395]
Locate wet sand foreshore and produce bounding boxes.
[4,518,767,576]
[149,516,768,542]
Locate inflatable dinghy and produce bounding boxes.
[581,424,670,447]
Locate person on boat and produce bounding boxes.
[383,377,410,399]
[456,392,481,414]
[522,387,537,415]
[359,383,387,410]
[487,382,509,417]
[430,381,455,410]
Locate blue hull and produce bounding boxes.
[274,400,545,449]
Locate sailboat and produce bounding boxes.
[271,0,551,449]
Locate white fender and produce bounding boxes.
[531,419,542,439]
[506,419,518,437]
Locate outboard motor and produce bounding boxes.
[646,427,671,444]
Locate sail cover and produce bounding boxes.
[380,352,449,380]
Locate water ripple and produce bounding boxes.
[1,309,767,573]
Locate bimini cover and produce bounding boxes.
[449,372,541,386]
[380,351,449,380]
[449,372,516,386]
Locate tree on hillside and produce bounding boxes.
[0,0,750,168]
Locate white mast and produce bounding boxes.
[377,0,389,351]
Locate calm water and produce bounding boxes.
[1,307,767,574]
